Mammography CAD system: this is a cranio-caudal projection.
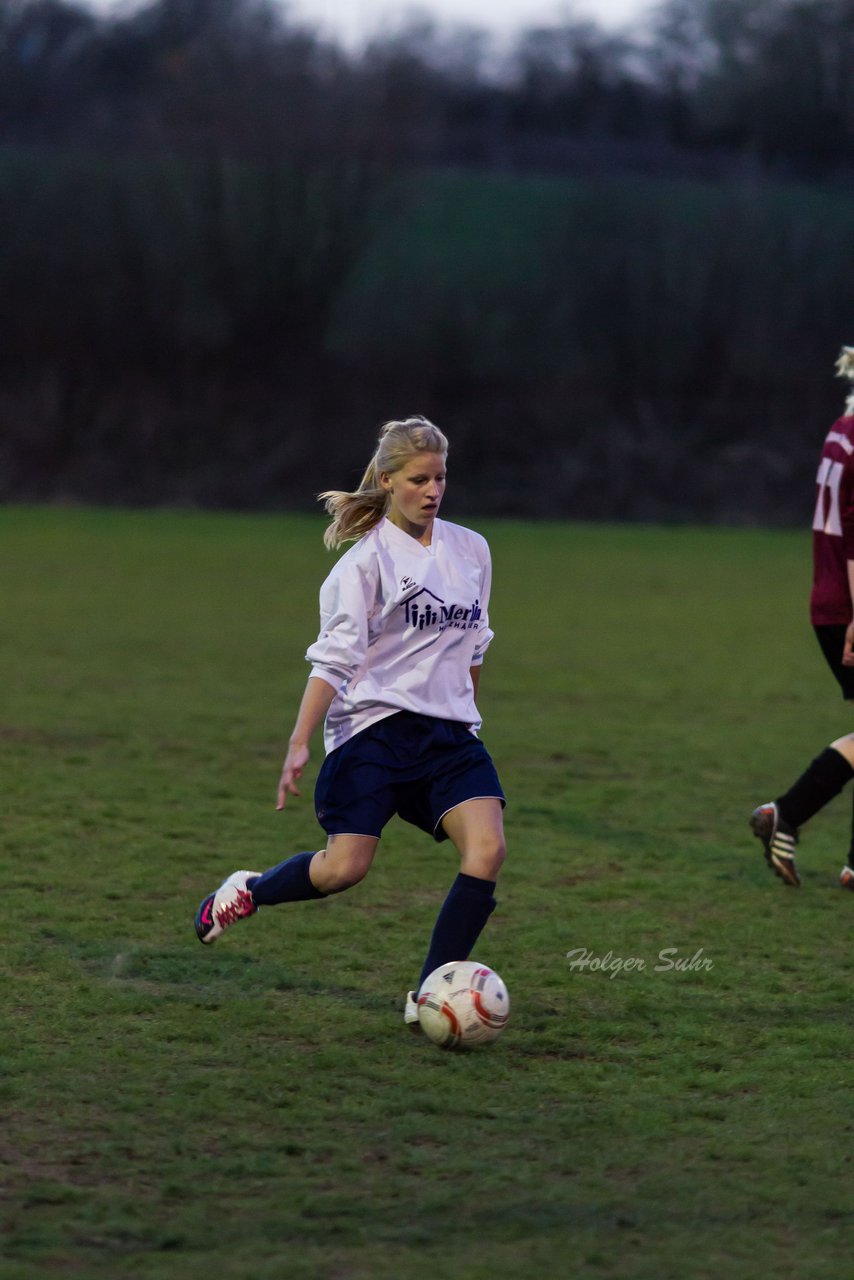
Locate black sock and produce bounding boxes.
[416,873,496,992]
[248,852,327,905]
[776,747,854,829]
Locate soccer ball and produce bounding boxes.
[417,960,510,1049]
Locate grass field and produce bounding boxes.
[2,505,851,1279]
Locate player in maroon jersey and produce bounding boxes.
[751,347,854,889]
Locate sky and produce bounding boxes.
[287,0,654,49]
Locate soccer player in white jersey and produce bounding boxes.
[194,416,507,1027]
[751,348,854,890]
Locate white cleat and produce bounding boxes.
[404,989,421,1032]
[195,870,261,944]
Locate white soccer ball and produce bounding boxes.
[416,960,510,1049]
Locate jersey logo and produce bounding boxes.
[402,587,482,633]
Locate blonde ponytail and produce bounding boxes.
[319,416,449,549]
[835,346,854,416]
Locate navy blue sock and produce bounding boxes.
[417,873,497,991]
[248,852,327,906]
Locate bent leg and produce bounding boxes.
[777,743,854,828]
[440,797,507,879]
[416,798,505,990]
[250,834,379,904]
[830,732,854,769]
[309,833,379,894]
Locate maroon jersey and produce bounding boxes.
[810,415,854,625]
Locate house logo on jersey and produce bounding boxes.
[402,587,482,633]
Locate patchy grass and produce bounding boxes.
[1,506,850,1278]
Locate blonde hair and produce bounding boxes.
[319,416,449,549]
[835,346,854,416]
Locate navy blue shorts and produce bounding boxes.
[314,711,505,842]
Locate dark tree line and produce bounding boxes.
[1,0,854,519]
[2,0,853,177]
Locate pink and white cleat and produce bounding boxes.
[195,870,260,944]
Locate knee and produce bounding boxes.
[462,838,506,882]
[314,848,372,894]
[831,734,854,768]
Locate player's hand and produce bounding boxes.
[277,743,310,809]
[843,622,854,667]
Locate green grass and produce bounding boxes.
[1,505,851,1279]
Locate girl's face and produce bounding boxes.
[381,451,447,539]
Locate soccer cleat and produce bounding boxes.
[404,990,421,1032]
[195,870,261,944]
[840,866,854,891]
[749,803,800,887]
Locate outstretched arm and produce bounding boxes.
[277,676,338,809]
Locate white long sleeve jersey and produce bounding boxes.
[306,516,494,753]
